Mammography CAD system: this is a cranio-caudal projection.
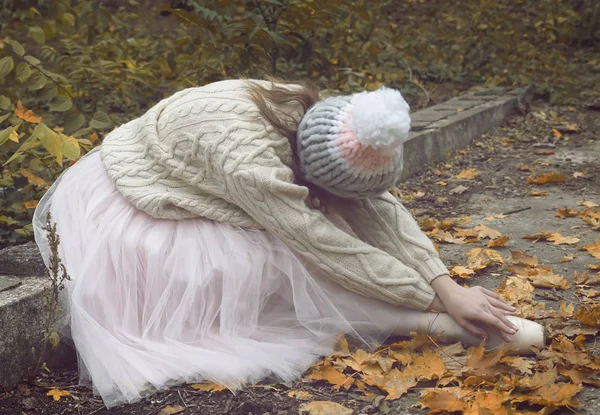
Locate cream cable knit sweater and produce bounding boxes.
[100,80,448,311]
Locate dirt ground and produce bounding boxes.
[0,99,599,414]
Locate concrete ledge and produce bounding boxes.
[0,276,48,388]
[402,86,533,179]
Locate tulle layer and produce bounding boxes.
[33,149,412,408]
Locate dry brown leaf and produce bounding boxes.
[527,172,566,184]
[583,240,600,259]
[407,349,446,381]
[464,389,512,415]
[488,236,509,247]
[579,209,600,229]
[523,232,552,242]
[344,349,389,376]
[578,200,599,208]
[556,208,579,218]
[557,300,575,318]
[18,169,48,187]
[530,191,549,197]
[473,224,502,240]
[547,232,580,245]
[466,248,504,270]
[497,276,535,305]
[561,255,574,263]
[559,367,600,387]
[23,200,38,209]
[529,268,570,290]
[456,168,479,180]
[335,333,350,355]
[574,304,600,328]
[574,272,589,285]
[451,266,475,279]
[362,367,416,400]
[427,228,467,244]
[419,388,468,414]
[484,214,507,221]
[461,345,504,377]
[435,181,447,186]
[513,383,581,408]
[515,369,557,390]
[15,100,42,123]
[159,405,185,415]
[307,361,353,390]
[190,383,227,392]
[287,390,313,400]
[299,401,353,415]
[500,356,534,375]
[510,251,539,267]
[552,128,563,139]
[454,228,480,239]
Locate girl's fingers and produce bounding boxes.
[490,298,516,313]
[478,309,516,335]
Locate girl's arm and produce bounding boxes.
[224,158,437,311]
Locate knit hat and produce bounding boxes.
[296,87,411,199]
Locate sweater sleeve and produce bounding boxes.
[329,192,448,284]
[225,159,436,311]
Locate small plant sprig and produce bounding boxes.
[28,212,71,382]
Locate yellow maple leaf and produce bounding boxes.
[530,191,548,197]
[555,208,579,218]
[473,224,502,240]
[419,388,468,414]
[18,169,48,187]
[498,276,535,305]
[15,100,42,124]
[488,236,509,247]
[451,266,475,279]
[190,383,227,392]
[159,405,185,415]
[578,200,599,208]
[456,168,479,180]
[561,255,574,263]
[575,304,600,328]
[547,232,580,245]
[510,250,539,267]
[583,240,600,259]
[465,248,504,270]
[552,128,563,139]
[47,389,70,401]
[527,172,566,184]
[517,163,532,172]
[299,401,352,415]
[23,200,38,209]
[307,361,353,390]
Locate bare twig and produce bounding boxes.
[501,206,532,216]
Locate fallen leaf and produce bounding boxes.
[474,224,502,240]
[512,383,581,408]
[529,270,570,290]
[557,300,575,317]
[23,200,38,209]
[510,251,539,267]
[47,389,70,401]
[465,388,512,415]
[515,369,557,390]
[488,236,509,247]
[456,168,479,180]
[574,304,600,327]
[308,361,353,390]
[578,200,599,208]
[547,232,580,245]
[462,345,504,376]
[574,272,589,284]
[530,191,548,197]
[527,172,566,184]
[561,255,574,262]
[552,128,563,139]
[15,100,42,123]
[288,390,313,400]
[362,367,416,400]
[451,266,475,279]
[435,181,447,186]
[500,356,534,375]
[8,129,18,142]
[555,208,579,218]
[466,248,504,270]
[579,209,600,229]
[523,232,552,243]
[335,333,350,355]
[484,214,507,221]
[583,240,600,259]
[419,388,468,414]
[190,383,227,392]
[573,172,586,178]
[407,349,446,381]
[427,228,467,244]
[299,401,353,415]
[159,405,185,415]
[498,276,535,305]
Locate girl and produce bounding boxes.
[33,79,544,408]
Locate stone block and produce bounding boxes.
[0,242,45,277]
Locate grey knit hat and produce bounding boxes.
[296,87,411,199]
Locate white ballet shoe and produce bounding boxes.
[484,316,546,355]
[416,313,546,355]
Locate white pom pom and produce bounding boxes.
[350,87,411,151]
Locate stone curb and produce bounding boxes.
[0,85,534,391]
[402,85,533,180]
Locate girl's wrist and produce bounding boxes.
[430,274,462,302]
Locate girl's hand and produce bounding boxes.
[431,275,518,341]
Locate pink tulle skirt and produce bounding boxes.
[32,149,414,408]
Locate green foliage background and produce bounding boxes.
[0,0,598,248]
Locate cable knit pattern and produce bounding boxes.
[101,79,442,310]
